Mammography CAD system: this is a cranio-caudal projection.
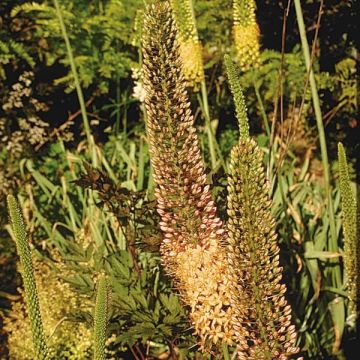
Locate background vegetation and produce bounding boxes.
[0,0,358,359]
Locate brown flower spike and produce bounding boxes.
[142,2,243,351]
[225,55,300,359]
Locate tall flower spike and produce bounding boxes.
[338,142,359,324]
[233,0,261,71]
[94,275,110,360]
[7,194,49,359]
[225,58,299,359]
[224,54,249,139]
[142,2,244,350]
[170,0,204,89]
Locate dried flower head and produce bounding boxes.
[233,0,261,71]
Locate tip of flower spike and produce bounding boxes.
[224,55,250,139]
[338,142,350,181]
[338,142,345,159]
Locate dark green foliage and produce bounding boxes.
[11,0,142,93]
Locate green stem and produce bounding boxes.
[294,0,338,282]
[222,343,230,360]
[199,80,226,170]
[53,0,97,167]
[200,80,217,169]
[254,82,270,138]
[186,0,225,171]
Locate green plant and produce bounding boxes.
[11,0,141,93]
[4,255,92,359]
[225,55,299,359]
[142,2,236,351]
[53,0,96,166]
[0,39,35,79]
[338,142,359,326]
[294,0,338,274]
[93,276,110,360]
[6,194,49,359]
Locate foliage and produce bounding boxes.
[11,0,141,93]
[10,136,193,358]
[4,256,92,359]
[0,0,358,358]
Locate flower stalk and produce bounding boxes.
[7,194,49,359]
[142,2,240,350]
[225,57,299,359]
[338,143,359,325]
[94,275,110,360]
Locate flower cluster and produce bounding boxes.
[170,0,204,89]
[142,2,299,357]
[338,143,359,324]
[233,0,261,71]
[142,2,239,350]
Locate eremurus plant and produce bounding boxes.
[232,0,261,71]
[225,55,299,359]
[94,275,110,360]
[142,1,299,358]
[338,142,359,326]
[7,194,49,359]
[7,194,111,359]
[170,0,204,89]
[142,2,239,350]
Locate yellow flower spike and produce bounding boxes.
[233,0,261,71]
[170,0,204,89]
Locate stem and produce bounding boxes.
[294,0,338,281]
[199,80,226,170]
[53,0,97,167]
[187,0,225,171]
[254,82,270,138]
[222,343,231,360]
[200,80,217,169]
